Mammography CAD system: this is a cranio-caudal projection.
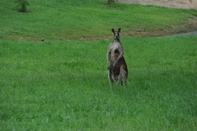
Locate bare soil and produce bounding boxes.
[124,17,197,37]
[81,17,197,41]
[119,0,197,9]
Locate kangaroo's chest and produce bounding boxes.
[109,43,121,60]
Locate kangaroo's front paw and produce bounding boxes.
[113,63,117,67]
[108,65,113,70]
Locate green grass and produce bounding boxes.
[1,36,197,130]
[0,0,197,41]
[0,0,197,130]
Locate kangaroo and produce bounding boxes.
[106,28,128,87]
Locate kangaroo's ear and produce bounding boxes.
[118,28,121,32]
[111,28,115,33]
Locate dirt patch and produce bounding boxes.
[81,17,197,41]
[119,0,197,9]
[126,17,197,37]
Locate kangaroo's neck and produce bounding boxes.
[113,39,120,43]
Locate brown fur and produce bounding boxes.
[106,28,128,87]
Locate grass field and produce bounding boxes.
[1,36,197,130]
[1,0,197,41]
[0,0,197,130]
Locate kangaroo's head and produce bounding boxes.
[112,28,121,41]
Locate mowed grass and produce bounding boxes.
[1,35,197,130]
[0,0,197,41]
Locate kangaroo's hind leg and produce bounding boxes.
[108,69,114,87]
[120,65,127,87]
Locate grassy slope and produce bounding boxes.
[1,36,197,130]
[0,0,197,41]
